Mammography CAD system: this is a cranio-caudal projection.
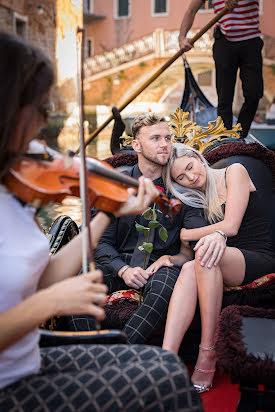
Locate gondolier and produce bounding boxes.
[179,0,263,138]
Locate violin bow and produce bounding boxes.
[76,27,95,273]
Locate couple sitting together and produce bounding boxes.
[94,112,275,393]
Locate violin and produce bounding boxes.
[4,140,182,217]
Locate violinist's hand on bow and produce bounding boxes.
[194,232,226,269]
[115,177,159,217]
[48,270,107,320]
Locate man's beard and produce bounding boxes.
[140,147,169,166]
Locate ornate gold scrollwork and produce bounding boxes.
[168,108,242,153]
[119,108,242,153]
[169,108,198,139]
[121,136,134,147]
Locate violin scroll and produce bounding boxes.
[156,194,182,217]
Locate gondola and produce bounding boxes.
[42,57,275,412]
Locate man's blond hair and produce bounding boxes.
[132,112,166,139]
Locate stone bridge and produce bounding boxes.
[84,28,213,81]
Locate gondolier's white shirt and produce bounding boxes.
[0,186,49,389]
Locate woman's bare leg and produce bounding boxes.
[191,253,223,389]
[192,246,245,389]
[219,247,246,286]
[162,260,197,354]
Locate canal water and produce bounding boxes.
[37,128,113,232]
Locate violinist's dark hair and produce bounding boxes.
[0,32,54,177]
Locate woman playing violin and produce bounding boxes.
[0,33,203,411]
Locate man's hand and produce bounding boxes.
[225,0,238,11]
[178,35,193,52]
[121,266,152,289]
[146,255,173,273]
[194,232,226,268]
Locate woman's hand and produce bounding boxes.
[146,255,173,273]
[115,177,159,217]
[194,232,226,269]
[48,270,108,321]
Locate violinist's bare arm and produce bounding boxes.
[38,177,159,289]
[0,270,107,352]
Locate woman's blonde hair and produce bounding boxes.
[163,143,224,223]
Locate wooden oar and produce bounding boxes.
[77,6,228,152]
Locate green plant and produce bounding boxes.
[135,201,168,305]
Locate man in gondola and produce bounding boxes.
[179,0,263,138]
[93,112,226,344]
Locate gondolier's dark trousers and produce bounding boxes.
[213,29,263,137]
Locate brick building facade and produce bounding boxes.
[0,0,82,112]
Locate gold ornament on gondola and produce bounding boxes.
[168,108,242,153]
[119,108,242,152]
[169,108,198,140]
[122,136,134,147]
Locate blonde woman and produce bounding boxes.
[148,143,275,393]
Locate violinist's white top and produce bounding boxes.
[0,187,49,389]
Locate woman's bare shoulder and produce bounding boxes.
[226,163,249,178]
[226,163,255,190]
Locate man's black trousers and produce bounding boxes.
[213,33,263,137]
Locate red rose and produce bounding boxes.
[155,185,165,194]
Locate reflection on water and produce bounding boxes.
[37,126,113,231]
[37,196,82,231]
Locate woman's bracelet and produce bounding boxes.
[120,265,130,279]
[214,230,227,242]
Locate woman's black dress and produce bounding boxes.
[225,191,275,285]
